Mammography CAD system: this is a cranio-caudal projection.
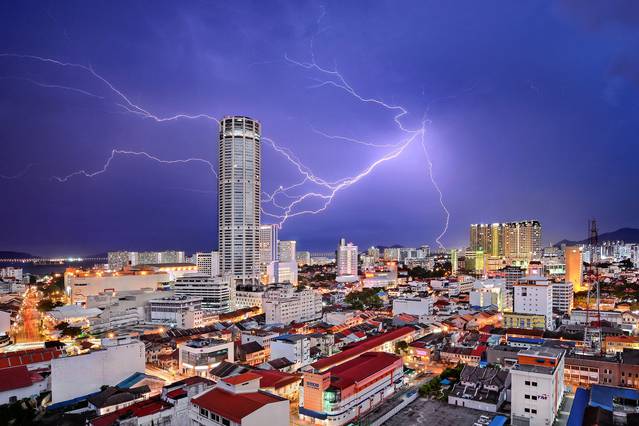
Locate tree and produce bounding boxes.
[61,326,82,338]
[345,288,383,310]
[395,341,409,354]
[54,322,69,331]
[37,299,63,312]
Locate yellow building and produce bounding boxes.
[605,336,639,354]
[565,246,584,292]
[503,312,546,330]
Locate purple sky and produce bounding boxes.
[1,1,638,256]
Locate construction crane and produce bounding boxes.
[584,219,603,355]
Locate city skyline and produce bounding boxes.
[1,1,639,256]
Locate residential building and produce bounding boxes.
[173,273,234,313]
[178,339,234,377]
[219,116,261,286]
[551,281,573,314]
[513,276,553,330]
[470,221,542,260]
[510,347,565,426]
[195,251,220,277]
[300,352,404,426]
[0,366,47,405]
[337,238,358,277]
[235,288,264,309]
[470,278,506,311]
[448,365,510,412]
[189,373,289,426]
[262,284,322,325]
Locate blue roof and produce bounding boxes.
[440,378,451,385]
[508,337,544,344]
[589,384,639,412]
[116,371,149,388]
[488,415,507,426]
[567,387,590,426]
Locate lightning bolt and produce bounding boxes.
[1,47,451,248]
[0,163,34,180]
[52,149,217,182]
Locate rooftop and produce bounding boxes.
[191,388,286,423]
[327,352,401,390]
[310,326,414,372]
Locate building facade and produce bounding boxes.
[337,239,358,277]
[219,116,261,286]
[173,273,234,313]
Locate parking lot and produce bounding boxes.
[383,398,498,426]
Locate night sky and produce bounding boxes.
[1,1,638,256]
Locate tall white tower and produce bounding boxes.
[218,116,261,286]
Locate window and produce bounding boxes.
[531,409,537,414]
[525,380,530,386]
[532,382,538,387]
[524,408,530,413]
[525,395,530,399]
[532,396,538,400]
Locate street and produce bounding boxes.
[13,287,43,343]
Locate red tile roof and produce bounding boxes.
[191,388,285,423]
[165,388,187,399]
[222,372,262,385]
[0,347,63,369]
[0,366,34,392]
[252,369,301,389]
[328,352,401,390]
[90,397,172,426]
[310,326,414,372]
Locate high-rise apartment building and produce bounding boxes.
[470,221,542,260]
[336,238,358,276]
[278,240,296,263]
[194,251,220,277]
[564,246,584,292]
[259,224,278,271]
[219,116,261,286]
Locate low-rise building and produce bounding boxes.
[148,296,203,328]
[0,365,47,404]
[503,312,547,330]
[189,373,289,426]
[270,334,311,371]
[510,347,565,426]
[392,296,433,316]
[448,365,510,412]
[178,338,234,377]
[300,352,404,426]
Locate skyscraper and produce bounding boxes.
[470,221,542,260]
[565,246,584,292]
[219,116,261,286]
[336,238,358,276]
[259,224,279,271]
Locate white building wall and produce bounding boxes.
[50,337,145,403]
[392,297,433,316]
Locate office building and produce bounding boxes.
[510,347,565,426]
[148,296,203,328]
[278,240,296,263]
[219,116,261,286]
[259,224,279,272]
[513,276,553,330]
[267,261,298,285]
[107,251,185,270]
[300,352,404,426]
[173,273,234,313]
[178,338,234,377]
[565,246,584,292]
[336,238,358,277]
[194,251,220,277]
[262,284,322,325]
